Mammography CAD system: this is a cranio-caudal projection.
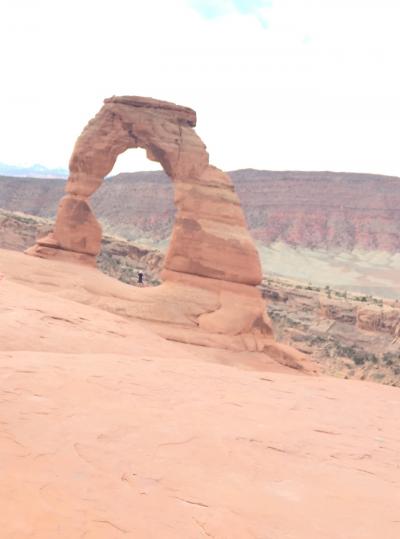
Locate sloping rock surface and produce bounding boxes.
[0,250,399,538]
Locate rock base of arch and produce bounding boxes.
[25,241,308,368]
[26,242,97,267]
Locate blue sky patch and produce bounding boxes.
[190,0,272,25]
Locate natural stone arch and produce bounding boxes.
[29,96,261,285]
[27,95,303,363]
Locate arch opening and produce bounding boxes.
[108,146,163,176]
[98,147,173,245]
[94,147,174,287]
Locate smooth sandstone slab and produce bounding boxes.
[0,258,397,539]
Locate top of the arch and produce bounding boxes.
[104,95,197,127]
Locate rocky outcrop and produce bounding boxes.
[0,209,163,285]
[0,210,52,252]
[318,296,357,325]
[26,96,297,358]
[318,295,400,338]
[264,278,400,385]
[356,305,400,336]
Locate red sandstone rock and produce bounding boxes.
[29,96,261,283]
[27,96,282,354]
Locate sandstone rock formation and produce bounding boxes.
[27,96,290,356]
[28,96,260,281]
[357,305,400,336]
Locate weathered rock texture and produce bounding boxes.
[27,96,285,355]
[264,278,400,386]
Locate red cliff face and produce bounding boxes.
[231,170,400,252]
[1,169,400,252]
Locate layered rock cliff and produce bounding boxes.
[1,169,400,251]
[232,170,400,251]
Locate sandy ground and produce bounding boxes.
[1,249,400,538]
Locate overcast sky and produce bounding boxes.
[1,0,400,176]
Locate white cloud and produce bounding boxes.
[0,0,400,176]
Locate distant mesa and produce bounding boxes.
[26,95,305,364]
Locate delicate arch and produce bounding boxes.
[25,95,312,365]
[29,95,262,286]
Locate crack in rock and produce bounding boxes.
[193,517,213,537]
[174,496,209,508]
[92,519,129,534]
[158,436,197,447]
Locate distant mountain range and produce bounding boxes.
[0,162,68,178]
